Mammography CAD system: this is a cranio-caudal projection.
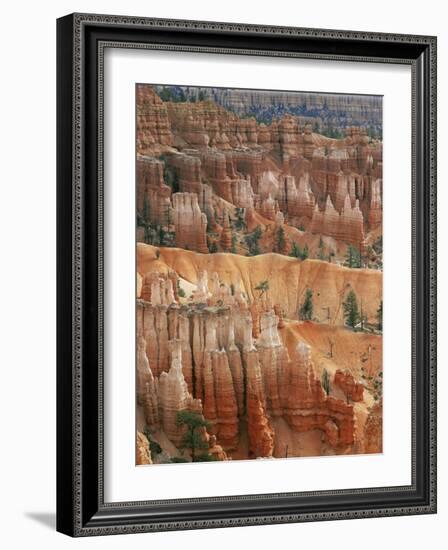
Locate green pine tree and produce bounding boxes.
[208,238,218,253]
[343,290,360,329]
[245,225,262,256]
[176,410,210,462]
[234,207,247,231]
[159,87,173,101]
[344,245,361,268]
[158,226,166,246]
[290,242,303,259]
[275,226,286,253]
[299,289,313,321]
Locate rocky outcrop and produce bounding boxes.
[278,115,301,159]
[136,431,152,465]
[201,150,233,202]
[220,213,233,251]
[172,193,209,253]
[231,177,255,208]
[260,194,278,221]
[284,343,356,447]
[141,271,176,306]
[167,152,202,194]
[137,269,358,456]
[137,156,172,225]
[136,85,173,155]
[289,173,316,221]
[334,369,364,402]
[138,302,169,378]
[136,335,159,429]
[364,401,383,453]
[158,340,202,446]
[137,86,382,250]
[274,304,285,329]
[368,178,382,229]
[207,435,228,461]
[247,393,275,457]
[310,194,365,248]
[206,349,239,449]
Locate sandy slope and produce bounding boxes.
[280,321,382,378]
[137,243,382,324]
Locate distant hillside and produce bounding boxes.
[152,84,382,138]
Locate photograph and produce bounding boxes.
[135,84,384,465]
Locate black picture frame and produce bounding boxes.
[57,13,437,537]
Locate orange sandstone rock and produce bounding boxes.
[136,431,153,465]
[158,340,202,446]
[172,193,209,254]
[364,401,383,453]
[220,213,233,251]
[136,335,159,429]
[247,393,275,458]
[274,304,285,329]
[207,435,228,461]
[136,85,173,155]
[334,369,364,402]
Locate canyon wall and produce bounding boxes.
[136,85,383,256]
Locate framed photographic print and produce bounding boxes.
[56,13,437,536]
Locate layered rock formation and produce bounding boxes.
[283,343,355,446]
[247,393,275,457]
[136,85,173,154]
[220,213,233,251]
[172,193,208,253]
[157,339,202,446]
[334,369,365,402]
[137,156,171,224]
[136,85,383,259]
[309,195,366,250]
[137,267,365,459]
[191,87,382,133]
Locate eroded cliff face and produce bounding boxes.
[136,86,382,260]
[136,268,379,461]
[136,431,152,465]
